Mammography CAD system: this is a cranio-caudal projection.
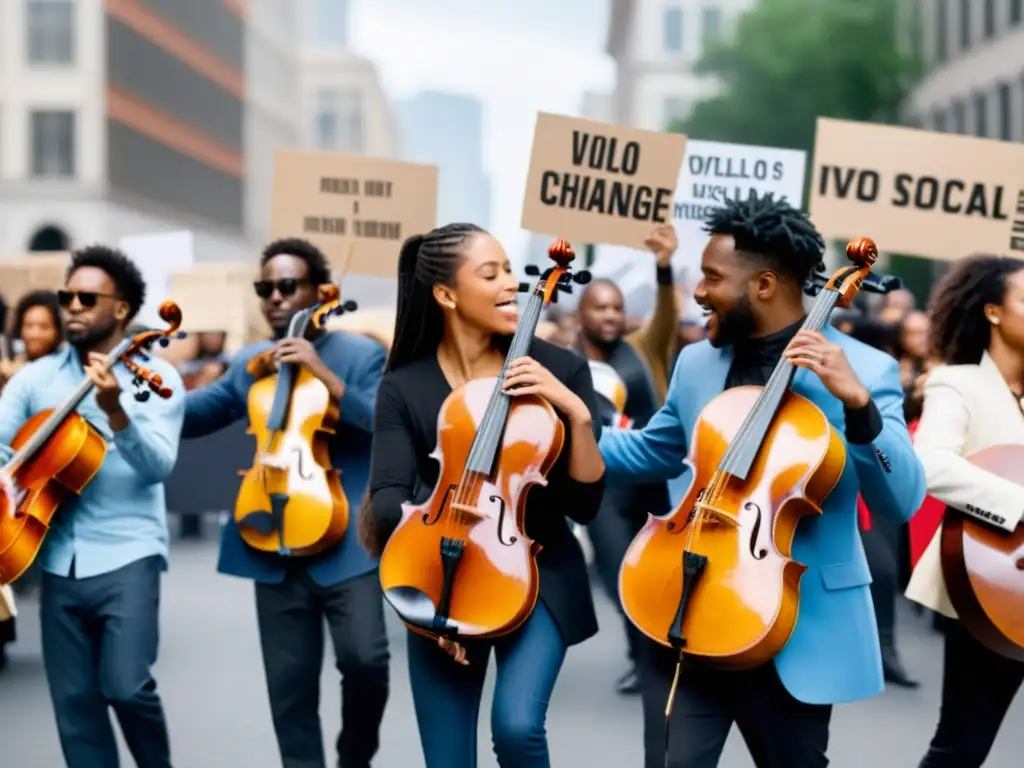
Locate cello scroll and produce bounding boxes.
[118,301,187,402]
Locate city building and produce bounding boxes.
[302,0,349,48]
[299,49,397,158]
[606,0,754,130]
[902,0,1024,141]
[395,91,490,228]
[0,0,297,261]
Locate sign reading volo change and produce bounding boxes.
[809,117,1024,261]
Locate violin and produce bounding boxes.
[940,445,1024,661]
[235,284,357,556]
[619,237,878,667]
[378,239,590,642]
[0,302,185,586]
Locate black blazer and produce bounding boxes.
[367,338,604,646]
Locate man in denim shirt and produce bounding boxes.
[0,246,184,768]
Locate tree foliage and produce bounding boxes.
[671,0,919,153]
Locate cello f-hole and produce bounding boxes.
[423,484,457,526]
[291,446,313,480]
[744,501,769,560]
[489,494,517,546]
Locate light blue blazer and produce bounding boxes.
[599,326,926,705]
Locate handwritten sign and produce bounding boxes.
[810,117,1024,261]
[521,112,687,249]
[0,253,70,328]
[169,264,266,350]
[673,140,806,317]
[269,150,438,279]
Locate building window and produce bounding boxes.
[701,7,722,41]
[314,89,339,150]
[931,108,947,132]
[662,6,684,53]
[30,110,75,177]
[663,96,688,127]
[983,0,995,38]
[1013,0,1023,26]
[958,0,971,51]
[26,0,74,65]
[973,92,988,137]
[935,0,948,62]
[951,98,965,133]
[336,90,364,153]
[998,82,1012,140]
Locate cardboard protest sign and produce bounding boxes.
[0,253,71,328]
[120,231,195,329]
[521,112,687,249]
[809,117,1024,261]
[269,150,438,279]
[168,264,266,352]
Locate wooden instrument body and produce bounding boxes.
[235,365,349,556]
[378,377,565,639]
[619,386,845,668]
[0,410,106,584]
[940,444,1024,661]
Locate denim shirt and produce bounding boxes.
[183,331,385,588]
[0,346,185,577]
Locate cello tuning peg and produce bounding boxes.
[175,331,187,339]
[343,300,358,312]
[524,264,540,277]
[517,282,531,293]
[158,337,170,347]
[573,270,592,285]
[134,389,151,403]
[557,282,572,293]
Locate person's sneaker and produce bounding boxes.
[616,665,640,695]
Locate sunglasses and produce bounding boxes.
[253,278,309,299]
[57,290,119,309]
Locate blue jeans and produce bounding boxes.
[407,602,567,768]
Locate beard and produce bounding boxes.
[67,318,117,351]
[708,293,757,349]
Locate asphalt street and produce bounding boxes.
[0,537,1020,767]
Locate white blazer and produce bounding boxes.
[0,584,15,622]
[906,352,1024,617]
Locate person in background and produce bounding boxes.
[0,289,65,667]
[178,331,230,390]
[0,290,64,388]
[907,255,1024,768]
[574,224,679,695]
[845,316,919,688]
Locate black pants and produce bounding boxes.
[860,518,900,652]
[255,569,390,768]
[587,488,645,662]
[919,619,1023,767]
[41,556,171,768]
[639,643,831,768]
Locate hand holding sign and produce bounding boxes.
[644,224,677,267]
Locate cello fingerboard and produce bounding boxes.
[718,289,841,480]
[464,290,547,477]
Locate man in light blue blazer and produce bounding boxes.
[599,193,926,768]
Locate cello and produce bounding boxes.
[619,237,877,668]
[235,284,357,556]
[378,239,590,642]
[940,446,1024,661]
[0,302,186,586]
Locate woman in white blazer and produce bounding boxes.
[907,255,1024,768]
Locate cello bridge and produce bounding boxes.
[693,502,739,527]
[450,503,486,524]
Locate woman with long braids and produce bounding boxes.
[907,254,1024,767]
[362,223,605,767]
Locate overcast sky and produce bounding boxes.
[350,0,616,259]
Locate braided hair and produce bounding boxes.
[703,191,825,285]
[386,223,487,373]
[928,255,1024,365]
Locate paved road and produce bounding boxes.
[1,539,1020,767]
